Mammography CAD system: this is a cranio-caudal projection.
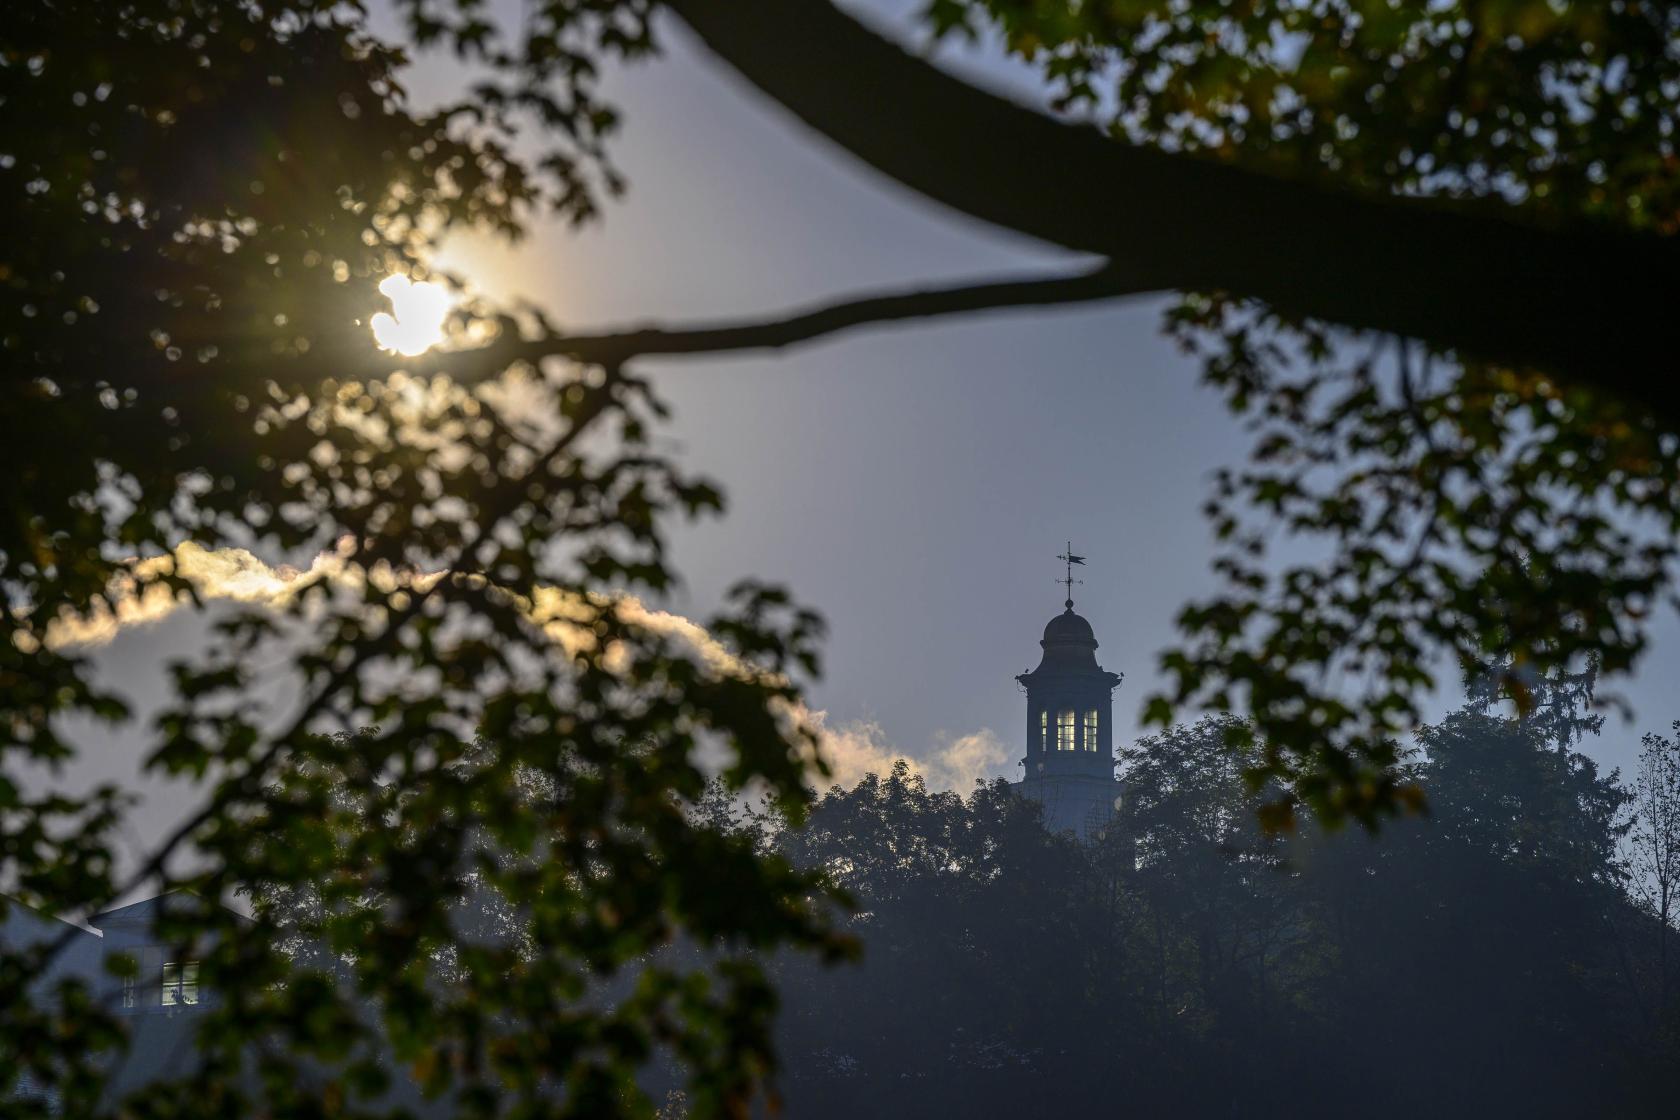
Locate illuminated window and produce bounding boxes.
[1083,710,1099,752]
[161,961,199,1007]
[1039,709,1048,751]
[1057,710,1076,751]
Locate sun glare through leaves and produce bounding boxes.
[371,274,451,355]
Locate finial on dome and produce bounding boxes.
[1056,542,1086,607]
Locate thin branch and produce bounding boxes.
[413,262,1147,379]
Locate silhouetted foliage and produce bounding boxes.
[2,2,845,1115]
[742,710,1678,1118]
[9,0,1680,1113]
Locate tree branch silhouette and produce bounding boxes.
[422,263,1145,377]
[664,0,1680,420]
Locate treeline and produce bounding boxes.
[712,709,1680,1118]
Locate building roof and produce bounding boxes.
[91,889,249,930]
[1018,605,1123,685]
[1042,605,1096,646]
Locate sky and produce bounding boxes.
[62,1,1680,861]
[412,1,1249,774]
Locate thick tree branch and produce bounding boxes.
[663,0,1680,422]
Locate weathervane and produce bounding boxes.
[1056,541,1086,608]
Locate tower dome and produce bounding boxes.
[1032,605,1101,672]
[1042,605,1096,644]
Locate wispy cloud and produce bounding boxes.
[49,544,1011,791]
[44,541,356,649]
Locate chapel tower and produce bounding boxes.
[1013,545,1123,839]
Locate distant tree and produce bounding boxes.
[1628,726,1680,1002]
[773,762,1098,1088]
[1420,709,1629,891]
[1462,590,1608,754]
[768,718,1674,1118]
[1117,717,1305,1031]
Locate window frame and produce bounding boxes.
[1056,709,1076,751]
[161,960,200,1008]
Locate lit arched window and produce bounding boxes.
[1057,710,1076,751]
[1083,709,1099,752]
[1039,709,1048,751]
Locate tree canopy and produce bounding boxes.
[5,0,1680,1114]
[752,709,1676,1117]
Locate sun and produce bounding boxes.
[371,274,452,355]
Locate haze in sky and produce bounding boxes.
[68,0,1680,860]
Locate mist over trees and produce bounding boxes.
[741,707,1680,1118]
[114,698,1680,1118]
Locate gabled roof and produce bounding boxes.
[91,888,252,931]
[0,894,96,946]
[1,894,104,987]
[91,894,171,928]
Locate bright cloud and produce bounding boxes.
[49,544,1011,792]
[43,541,354,649]
[810,718,1012,792]
[924,728,1014,790]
